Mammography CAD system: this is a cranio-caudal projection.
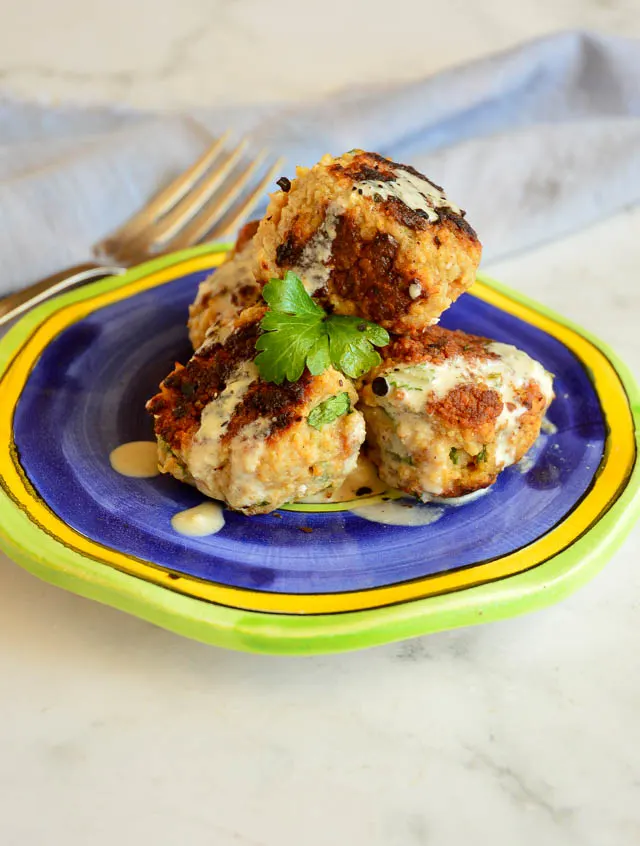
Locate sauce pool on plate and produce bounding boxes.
[171,503,225,537]
[109,441,159,478]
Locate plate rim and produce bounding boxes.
[0,245,638,654]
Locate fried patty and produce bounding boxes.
[251,150,481,333]
[148,306,365,514]
[358,326,554,498]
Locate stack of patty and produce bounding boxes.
[150,150,553,512]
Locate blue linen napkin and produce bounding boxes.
[0,30,638,294]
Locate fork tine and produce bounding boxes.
[204,157,285,242]
[129,138,250,251]
[95,130,232,255]
[165,152,278,252]
[168,156,285,252]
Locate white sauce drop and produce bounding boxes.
[357,167,461,223]
[171,502,225,537]
[109,441,159,478]
[352,500,444,526]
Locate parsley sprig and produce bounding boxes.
[255,272,389,384]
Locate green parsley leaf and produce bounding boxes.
[326,316,389,379]
[255,312,327,384]
[255,273,390,384]
[307,392,351,430]
[306,335,331,375]
[449,447,460,465]
[476,444,488,462]
[262,271,325,317]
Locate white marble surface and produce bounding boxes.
[1,3,640,845]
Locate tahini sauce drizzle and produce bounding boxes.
[299,455,387,503]
[353,500,445,526]
[357,167,462,223]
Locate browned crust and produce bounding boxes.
[235,219,260,253]
[429,383,503,431]
[379,325,498,367]
[272,201,329,272]
[223,376,313,443]
[329,214,414,325]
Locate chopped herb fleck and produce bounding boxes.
[449,447,460,465]
[389,380,423,392]
[307,392,351,430]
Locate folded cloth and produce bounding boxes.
[0,30,638,295]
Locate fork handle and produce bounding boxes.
[0,263,126,329]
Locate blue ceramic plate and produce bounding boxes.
[0,247,637,653]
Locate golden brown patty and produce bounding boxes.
[148,307,365,514]
[358,326,554,498]
[252,150,481,333]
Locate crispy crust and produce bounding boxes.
[234,219,260,253]
[329,217,413,326]
[429,383,503,434]
[380,325,497,367]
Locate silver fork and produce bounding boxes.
[0,134,284,328]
